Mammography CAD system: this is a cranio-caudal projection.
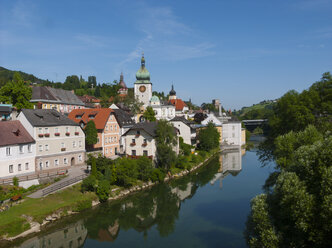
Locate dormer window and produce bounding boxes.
[76,115,83,119]
[89,114,95,119]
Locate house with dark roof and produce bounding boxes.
[68,108,120,158]
[31,86,87,114]
[122,122,179,160]
[170,116,196,146]
[0,120,36,178]
[17,109,85,171]
[0,104,13,121]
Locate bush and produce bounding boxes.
[116,158,138,187]
[176,155,188,169]
[198,150,207,159]
[81,175,97,192]
[137,156,153,181]
[96,180,110,203]
[13,177,19,187]
[150,168,165,182]
[73,198,92,212]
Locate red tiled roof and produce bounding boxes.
[168,99,187,111]
[0,121,35,147]
[68,108,114,130]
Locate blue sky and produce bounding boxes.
[1,0,331,110]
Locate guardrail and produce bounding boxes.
[42,173,88,196]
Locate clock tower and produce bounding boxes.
[134,54,152,107]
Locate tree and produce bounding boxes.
[94,86,101,97]
[63,75,80,90]
[88,76,97,88]
[85,121,98,146]
[96,180,110,203]
[115,158,138,187]
[0,72,33,111]
[91,156,97,177]
[137,156,153,181]
[155,120,178,171]
[143,106,156,121]
[197,122,220,151]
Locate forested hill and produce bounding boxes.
[0,66,49,87]
[233,100,276,120]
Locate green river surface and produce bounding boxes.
[10,136,274,248]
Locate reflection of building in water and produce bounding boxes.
[97,220,120,242]
[17,220,87,248]
[210,148,243,188]
[171,182,194,202]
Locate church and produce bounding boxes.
[134,54,188,121]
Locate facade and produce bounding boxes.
[149,96,176,121]
[170,116,196,145]
[0,121,36,178]
[68,108,120,158]
[31,87,86,114]
[18,109,85,171]
[221,121,242,146]
[201,113,223,143]
[0,104,13,121]
[112,108,135,154]
[134,55,152,107]
[167,85,189,117]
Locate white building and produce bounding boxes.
[222,121,242,146]
[134,54,152,108]
[170,116,196,145]
[18,109,85,171]
[150,96,176,121]
[0,121,36,179]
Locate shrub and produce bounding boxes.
[73,198,92,212]
[176,155,188,169]
[116,158,138,187]
[137,156,153,181]
[13,177,19,187]
[150,168,165,182]
[96,180,110,203]
[81,175,97,192]
[198,150,207,159]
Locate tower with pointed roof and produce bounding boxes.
[168,85,177,100]
[134,54,152,107]
[118,72,128,96]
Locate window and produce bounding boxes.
[88,114,95,119]
[136,130,140,135]
[55,127,59,133]
[144,138,147,144]
[79,141,82,147]
[111,125,113,131]
[114,136,117,142]
[18,164,22,171]
[6,147,11,156]
[55,159,59,166]
[25,163,29,170]
[66,127,69,133]
[39,145,43,151]
[97,137,100,143]
[105,125,108,131]
[143,150,148,156]
[115,147,117,155]
[19,145,23,153]
[45,144,49,151]
[64,158,68,164]
[105,138,108,144]
[132,150,136,156]
[115,125,117,131]
[28,144,31,153]
[232,126,235,130]
[105,148,108,154]
[76,114,83,119]
[44,128,49,134]
[132,139,135,144]
[45,161,49,167]
[61,143,65,148]
[110,148,112,154]
[39,128,42,134]
[111,137,113,142]
[9,165,13,173]
[78,155,82,162]
[39,162,43,170]
[73,141,76,148]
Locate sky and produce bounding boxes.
[0,0,332,110]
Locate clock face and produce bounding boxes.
[139,85,146,93]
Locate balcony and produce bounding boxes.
[38,134,44,138]
[54,133,60,136]
[75,132,79,136]
[65,132,70,136]
[135,134,140,138]
[61,148,66,151]
[142,143,147,147]
[127,155,153,160]
[130,142,136,146]
[44,133,50,137]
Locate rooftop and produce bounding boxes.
[68,108,113,130]
[0,120,35,147]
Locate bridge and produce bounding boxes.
[242,119,268,132]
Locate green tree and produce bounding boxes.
[88,76,97,88]
[94,86,101,97]
[91,157,97,177]
[155,120,178,171]
[96,180,110,203]
[63,75,80,90]
[0,72,33,110]
[143,106,156,121]
[115,158,138,187]
[197,122,220,151]
[137,156,154,181]
[85,121,98,146]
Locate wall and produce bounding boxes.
[134,83,152,107]
[170,121,191,145]
[125,130,156,158]
[222,122,242,146]
[103,113,120,158]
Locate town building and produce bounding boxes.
[18,109,85,171]
[117,72,128,97]
[0,121,36,178]
[221,121,243,146]
[77,95,100,108]
[68,108,120,158]
[134,54,152,108]
[149,95,176,121]
[123,122,179,159]
[31,86,86,114]
[201,113,223,143]
[170,116,196,146]
[167,85,189,117]
[0,104,13,121]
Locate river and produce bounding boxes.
[10,136,274,248]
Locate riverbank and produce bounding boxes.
[0,150,219,242]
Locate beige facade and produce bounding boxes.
[103,114,120,158]
[125,130,156,158]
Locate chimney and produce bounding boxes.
[219,103,222,117]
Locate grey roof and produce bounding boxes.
[0,105,13,114]
[31,87,85,106]
[113,109,134,127]
[170,116,194,126]
[123,122,158,137]
[22,109,79,127]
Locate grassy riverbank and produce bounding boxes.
[0,149,219,239]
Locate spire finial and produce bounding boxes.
[120,72,124,82]
[141,52,145,67]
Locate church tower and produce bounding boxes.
[134,54,152,108]
[168,85,177,100]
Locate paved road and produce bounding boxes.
[28,165,87,198]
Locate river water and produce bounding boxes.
[11,137,274,248]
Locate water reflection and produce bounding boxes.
[10,151,247,248]
[210,148,244,188]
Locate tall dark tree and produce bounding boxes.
[88,76,97,88]
[143,106,156,121]
[85,121,98,146]
[63,75,80,90]
[197,122,220,151]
